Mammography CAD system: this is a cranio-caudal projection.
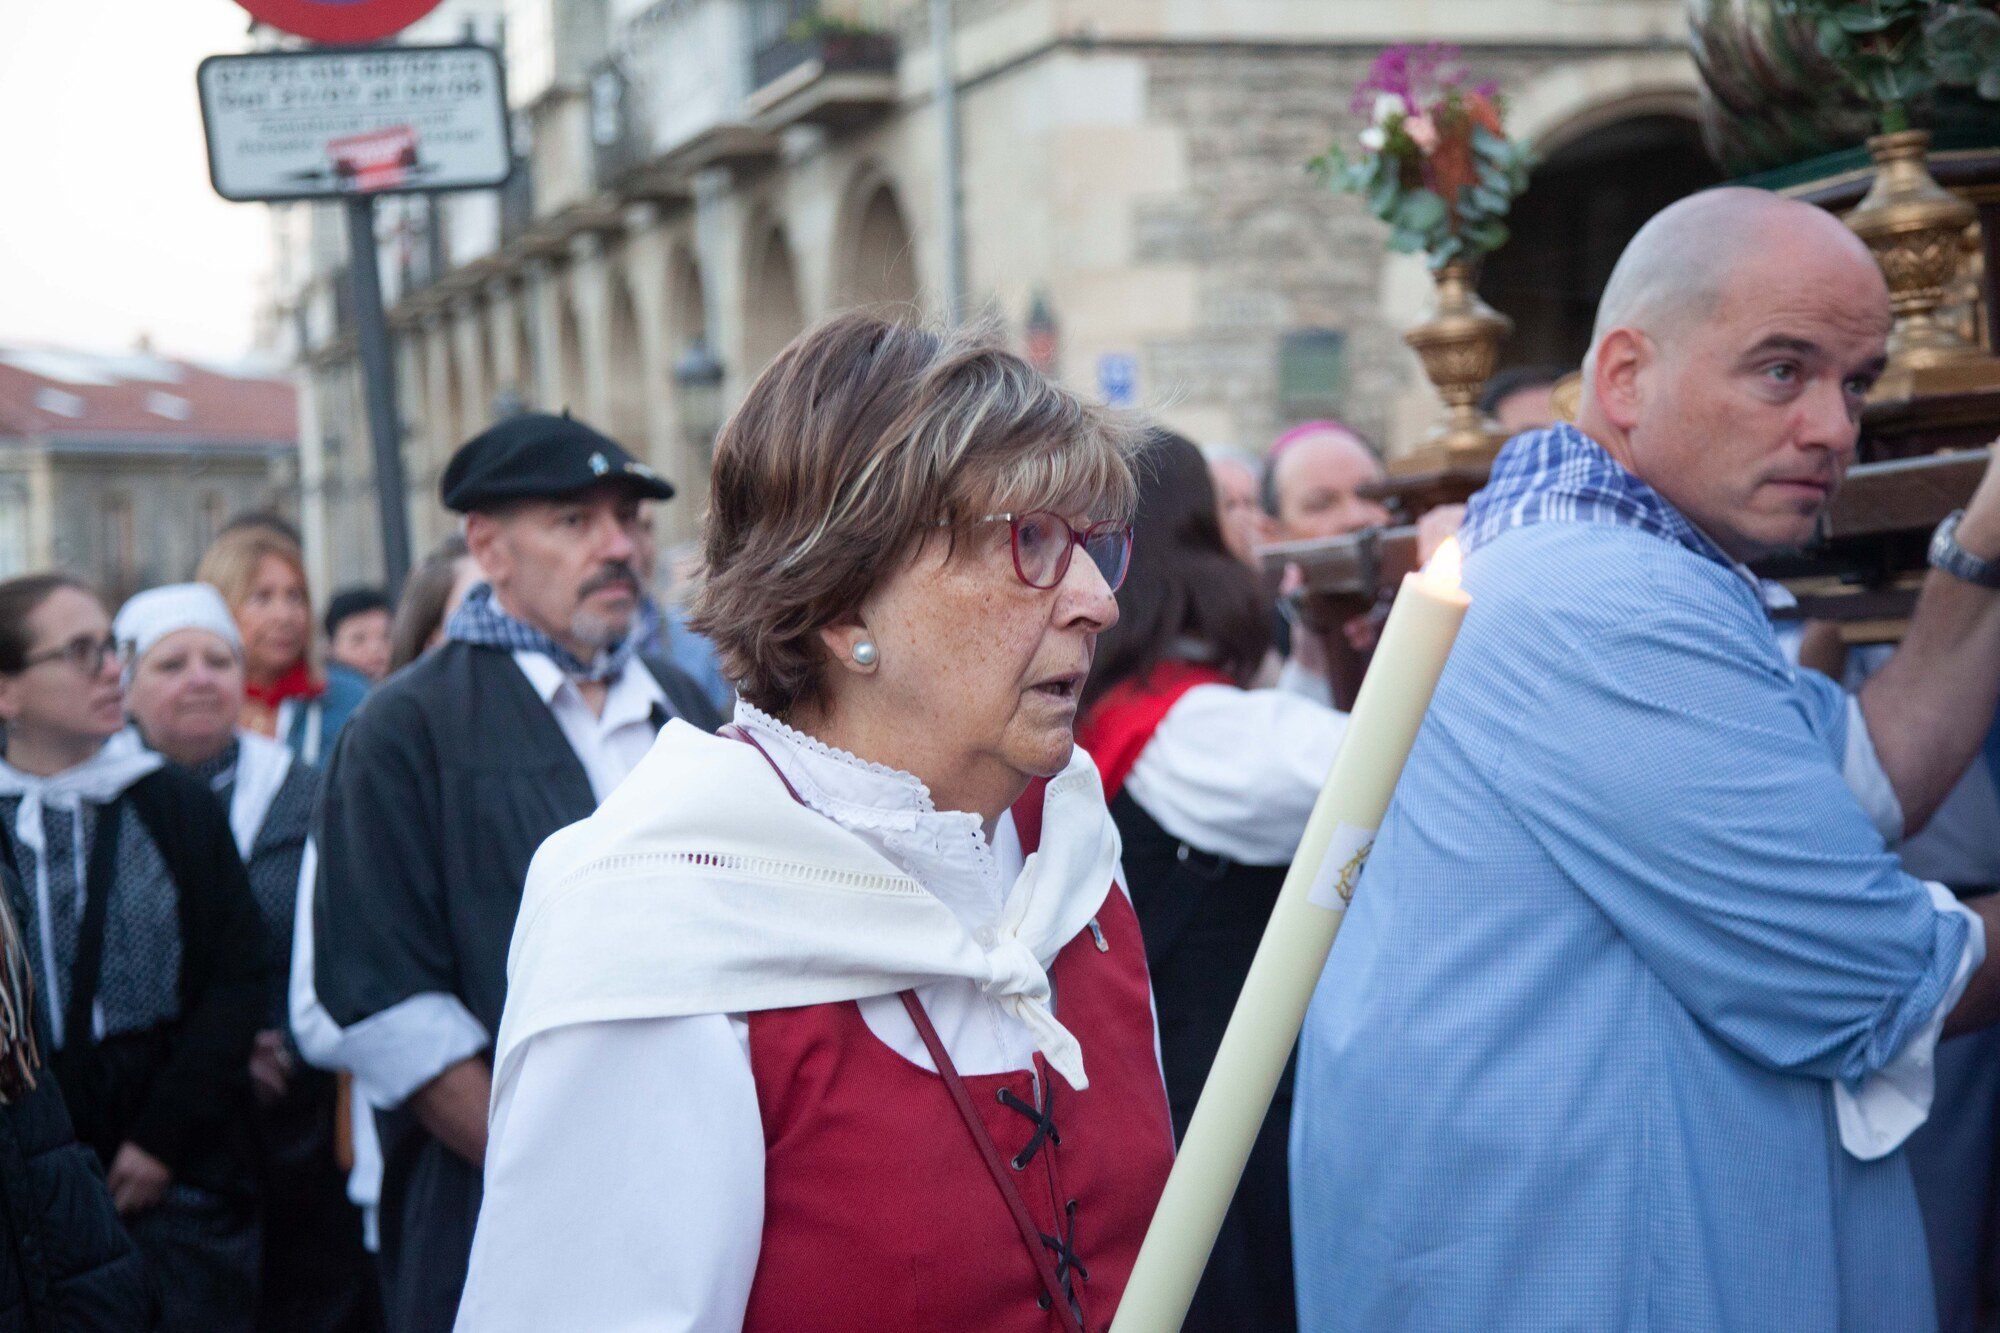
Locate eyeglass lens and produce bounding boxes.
[1012,513,1132,592]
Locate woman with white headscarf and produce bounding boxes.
[116,583,382,1333]
[0,573,271,1333]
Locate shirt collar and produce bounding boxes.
[513,649,665,723]
[1463,422,1762,591]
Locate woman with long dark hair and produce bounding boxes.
[1076,429,1351,1332]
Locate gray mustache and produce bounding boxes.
[580,565,642,599]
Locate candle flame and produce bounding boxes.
[1419,536,1463,591]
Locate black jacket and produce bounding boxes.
[0,863,157,1332]
[37,768,274,1200]
[314,641,722,1333]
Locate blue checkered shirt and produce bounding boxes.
[1291,424,1966,1330]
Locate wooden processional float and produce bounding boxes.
[1275,9,2000,650]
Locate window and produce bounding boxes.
[1278,329,1348,420]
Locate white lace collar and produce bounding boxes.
[732,700,1016,934]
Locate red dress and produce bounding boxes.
[739,786,1177,1332]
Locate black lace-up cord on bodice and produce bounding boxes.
[998,1084,1062,1170]
[1034,1198,1090,1319]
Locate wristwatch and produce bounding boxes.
[1929,509,2000,588]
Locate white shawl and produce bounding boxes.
[494,721,1121,1108]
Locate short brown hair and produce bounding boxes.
[692,313,1140,714]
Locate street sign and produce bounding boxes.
[197,45,511,203]
[1097,352,1138,407]
[233,0,445,45]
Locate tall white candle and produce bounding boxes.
[1110,541,1471,1333]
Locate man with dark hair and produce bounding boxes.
[308,414,723,1333]
[323,588,392,686]
[1477,364,1572,436]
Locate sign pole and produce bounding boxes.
[343,193,413,591]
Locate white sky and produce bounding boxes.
[0,0,272,362]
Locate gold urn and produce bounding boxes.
[1400,260,1514,471]
[1846,130,1996,402]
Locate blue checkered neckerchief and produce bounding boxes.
[1461,423,1749,583]
[444,582,638,683]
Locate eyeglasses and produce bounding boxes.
[21,634,121,678]
[957,511,1133,592]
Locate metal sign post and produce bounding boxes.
[198,43,513,589]
[343,194,412,589]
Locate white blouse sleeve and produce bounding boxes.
[1122,684,1349,867]
[455,1014,765,1332]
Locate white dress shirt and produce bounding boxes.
[510,650,667,802]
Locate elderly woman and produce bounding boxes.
[198,526,368,765]
[0,573,271,1332]
[116,584,380,1333]
[456,314,1173,1332]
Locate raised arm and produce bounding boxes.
[1861,449,2000,832]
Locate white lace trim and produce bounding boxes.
[730,700,1007,916]
[733,700,936,810]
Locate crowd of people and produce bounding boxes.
[0,182,1996,1333]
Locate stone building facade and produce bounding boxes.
[0,347,298,603]
[271,0,1720,589]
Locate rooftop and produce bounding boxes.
[0,344,297,448]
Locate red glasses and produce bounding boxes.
[967,511,1133,592]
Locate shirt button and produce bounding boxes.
[975,926,998,948]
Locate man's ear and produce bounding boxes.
[1590,328,1650,435]
[464,512,509,588]
[0,674,23,729]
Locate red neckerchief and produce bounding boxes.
[1075,660,1235,801]
[244,660,325,711]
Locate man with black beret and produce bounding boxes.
[307,413,723,1333]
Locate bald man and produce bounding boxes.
[1262,421,1393,543]
[1291,188,2000,1331]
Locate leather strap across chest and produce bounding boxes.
[718,724,1088,1332]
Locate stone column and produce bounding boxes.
[451,298,489,438]
[488,278,529,409]
[527,259,566,410]
[569,232,615,426]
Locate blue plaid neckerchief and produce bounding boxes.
[444,582,639,683]
[1461,423,1747,583]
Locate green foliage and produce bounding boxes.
[1775,0,2000,131]
[1311,98,1534,269]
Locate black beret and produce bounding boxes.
[440,412,674,513]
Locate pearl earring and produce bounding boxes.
[852,641,879,668]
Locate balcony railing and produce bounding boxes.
[749,0,896,94]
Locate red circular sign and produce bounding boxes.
[233,0,446,44]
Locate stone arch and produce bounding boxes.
[557,281,588,416]
[668,241,707,358]
[1480,104,1724,369]
[511,298,536,410]
[834,164,921,315]
[743,214,806,376]
[604,260,649,450]
[474,309,499,428]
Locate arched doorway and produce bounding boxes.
[557,286,588,417]
[744,220,805,376]
[1479,113,1724,370]
[604,267,649,451]
[843,180,919,314]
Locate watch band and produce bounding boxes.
[1929,510,2000,589]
